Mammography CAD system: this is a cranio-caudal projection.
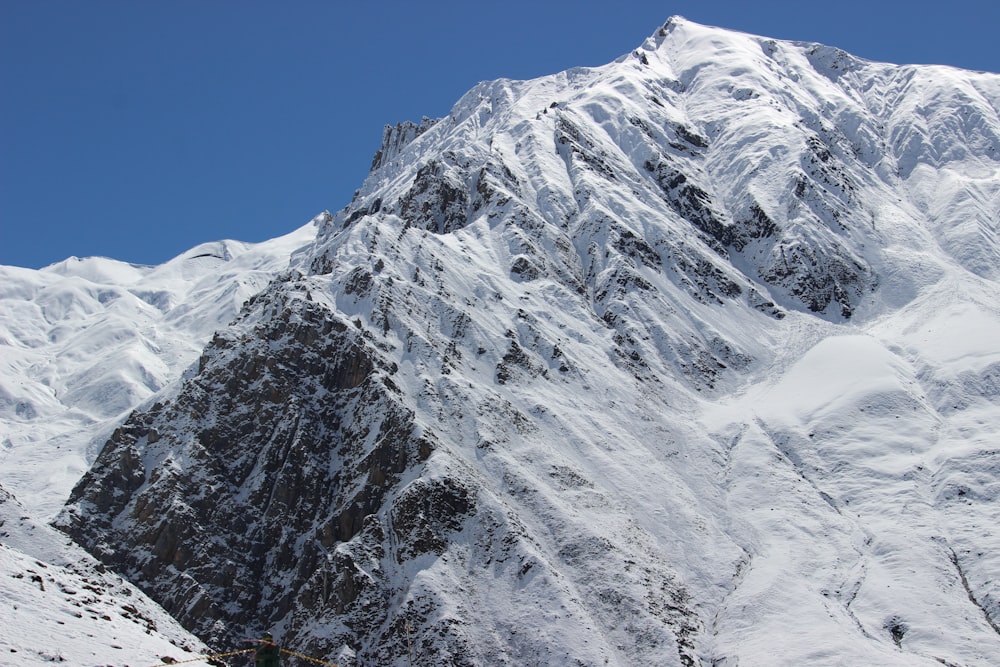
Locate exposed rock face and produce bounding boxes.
[370,118,439,172]
[399,158,472,234]
[55,16,1000,667]
[58,280,439,649]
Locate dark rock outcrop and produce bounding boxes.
[56,280,447,651]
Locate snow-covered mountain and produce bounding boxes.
[5,16,999,666]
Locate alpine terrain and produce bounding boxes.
[2,16,999,666]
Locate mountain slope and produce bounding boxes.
[53,17,1000,667]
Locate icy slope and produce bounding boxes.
[0,221,315,518]
[53,16,1000,667]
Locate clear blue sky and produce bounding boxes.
[2,0,998,269]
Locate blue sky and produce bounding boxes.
[2,0,998,269]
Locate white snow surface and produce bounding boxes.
[295,15,1000,665]
[5,16,1000,667]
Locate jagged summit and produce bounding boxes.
[4,17,997,667]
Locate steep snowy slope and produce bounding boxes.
[0,222,315,518]
[1,484,209,665]
[54,17,1000,667]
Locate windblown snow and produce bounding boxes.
[3,16,1000,667]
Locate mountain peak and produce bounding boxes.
[660,14,687,31]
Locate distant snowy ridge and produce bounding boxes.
[8,15,1000,667]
